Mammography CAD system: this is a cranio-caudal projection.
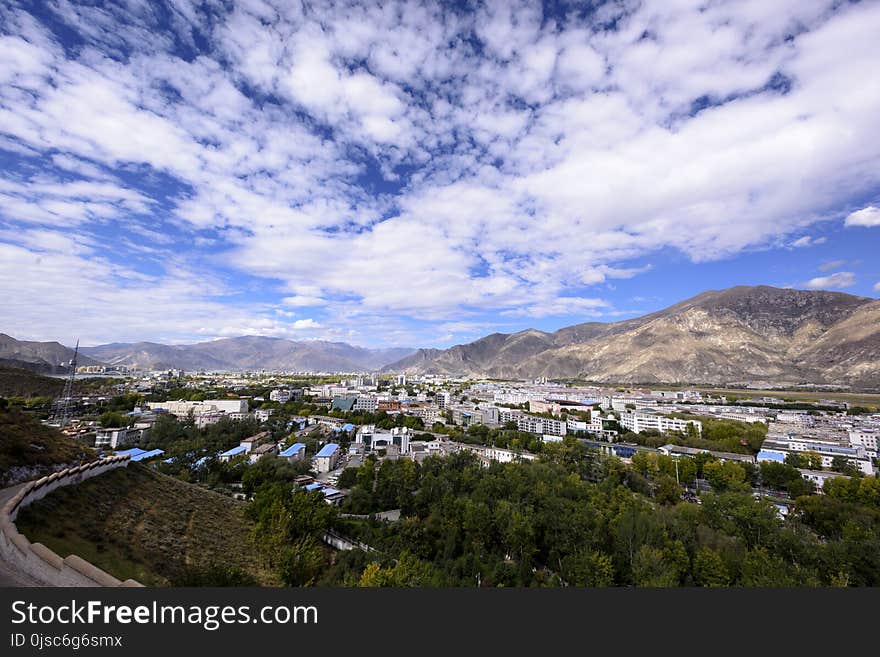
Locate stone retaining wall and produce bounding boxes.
[0,455,143,587]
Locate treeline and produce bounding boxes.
[615,415,768,455]
[311,441,880,587]
[143,414,262,458]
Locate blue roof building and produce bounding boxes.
[757,450,786,463]
[131,449,165,462]
[279,442,306,459]
[316,443,339,458]
[116,448,147,459]
[219,445,248,461]
[314,443,340,473]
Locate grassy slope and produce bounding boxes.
[0,366,64,398]
[15,463,277,586]
[0,408,95,483]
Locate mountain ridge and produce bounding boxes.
[383,286,880,389]
[0,334,414,373]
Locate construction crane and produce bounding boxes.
[49,339,78,427]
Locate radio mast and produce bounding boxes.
[50,339,79,427]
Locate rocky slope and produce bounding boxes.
[384,286,880,389]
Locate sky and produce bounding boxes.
[0,0,879,349]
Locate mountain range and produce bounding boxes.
[0,334,414,373]
[2,286,879,388]
[383,286,880,389]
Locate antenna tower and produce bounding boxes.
[50,339,78,427]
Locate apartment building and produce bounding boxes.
[619,411,702,436]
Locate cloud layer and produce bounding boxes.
[1,0,879,346]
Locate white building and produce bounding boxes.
[146,398,249,418]
[269,389,292,403]
[314,443,341,473]
[436,391,452,409]
[354,396,378,412]
[849,430,878,457]
[760,436,875,475]
[355,425,411,454]
[619,411,702,436]
[94,426,142,449]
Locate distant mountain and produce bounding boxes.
[0,333,103,373]
[77,336,414,372]
[384,286,880,390]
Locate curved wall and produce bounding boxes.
[0,455,143,587]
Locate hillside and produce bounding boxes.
[0,333,103,371]
[15,464,278,586]
[0,407,96,486]
[385,286,880,389]
[0,366,65,398]
[77,336,414,372]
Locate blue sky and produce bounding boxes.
[0,0,878,348]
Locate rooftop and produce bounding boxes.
[279,442,306,457]
[315,443,340,458]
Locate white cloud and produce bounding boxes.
[818,259,847,272]
[804,271,856,290]
[874,281,880,293]
[0,0,879,345]
[282,296,327,308]
[791,235,826,248]
[844,205,880,227]
[503,297,610,318]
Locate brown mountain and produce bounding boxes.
[77,336,413,372]
[0,333,103,373]
[384,286,880,389]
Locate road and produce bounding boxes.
[0,483,42,587]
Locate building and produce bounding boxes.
[219,445,248,462]
[658,444,755,465]
[436,391,452,409]
[760,436,874,475]
[460,444,537,465]
[279,442,306,462]
[798,469,851,489]
[331,396,357,412]
[146,398,249,418]
[619,411,702,436]
[240,431,271,452]
[94,426,142,449]
[194,411,224,429]
[248,442,278,463]
[354,395,378,412]
[314,443,341,473]
[255,408,274,421]
[355,425,411,454]
[269,388,301,404]
[849,430,878,458]
[406,406,442,424]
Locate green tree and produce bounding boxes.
[631,545,679,587]
[654,475,682,505]
[561,548,615,586]
[693,547,729,587]
[703,460,746,492]
[98,411,129,428]
[831,455,860,476]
